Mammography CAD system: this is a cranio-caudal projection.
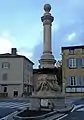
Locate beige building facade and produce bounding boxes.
[62,45,84,95]
[0,48,34,98]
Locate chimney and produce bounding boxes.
[11,48,17,55]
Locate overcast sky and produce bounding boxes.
[0,0,84,68]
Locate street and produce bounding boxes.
[56,98,84,120]
[0,99,30,119]
[0,97,84,120]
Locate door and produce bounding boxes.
[13,91,18,97]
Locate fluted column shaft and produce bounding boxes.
[41,12,54,54]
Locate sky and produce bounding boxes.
[0,0,84,68]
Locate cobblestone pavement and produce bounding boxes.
[55,98,84,120]
[0,100,30,120]
[0,96,83,120]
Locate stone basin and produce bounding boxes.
[13,109,57,120]
[13,100,74,120]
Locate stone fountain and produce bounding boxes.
[31,3,65,110]
[13,4,74,120]
[27,4,74,114]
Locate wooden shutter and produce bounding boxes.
[67,76,70,86]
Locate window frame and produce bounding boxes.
[69,58,77,68]
[3,86,7,92]
[2,62,10,69]
[70,76,77,86]
[69,49,75,54]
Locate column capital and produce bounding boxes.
[41,4,54,25]
[41,14,54,25]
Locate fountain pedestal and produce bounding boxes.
[31,69,65,110]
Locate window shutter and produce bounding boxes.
[81,58,84,67]
[67,76,70,86]
[83,76,84,86]
[78,76,81,86]
[75,58,82,68]
[76,58,79,67]
[79,58,82,68]
[76,76,79,86]
[81,76,84,86]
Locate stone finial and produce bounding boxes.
[44,4,51,12]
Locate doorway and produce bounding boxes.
[13,91,18,97]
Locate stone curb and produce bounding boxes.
[13,104,74,120]
[56,104,74,113]
[13,110,57,120]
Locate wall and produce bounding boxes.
[23,58,33,95]
[8,84,23,98]
[62,47,84,95]
[0,57,23,97]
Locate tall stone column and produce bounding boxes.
[39,4,56,68]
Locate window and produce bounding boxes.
[67,76,84,86]
[67,76,77,86]
[2,62,10,68]
[69,58,77,68]
[77,88,81,92]
[70,76,76,86]
[81,88,84,92]
[69,49,75,54]
[66,87,76,92]
[66,76,84,92]
[66,87,84,93]
[2,73,8,80]
[4,86,7,92]
[82,48,84,54]
[27,64,32,71]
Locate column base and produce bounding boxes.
[39,53,56,68]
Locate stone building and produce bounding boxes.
[0,48,34,98]
[62,45,84,95]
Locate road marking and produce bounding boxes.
[0,102,31,109]
[0,103,29,107]
[71,105,76,112]
[56,104,84,119]
[76,107,84,111]
[0,102,30,120]
[71,104,84,112]
[0,111,18,120]
[56,114,68,120]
